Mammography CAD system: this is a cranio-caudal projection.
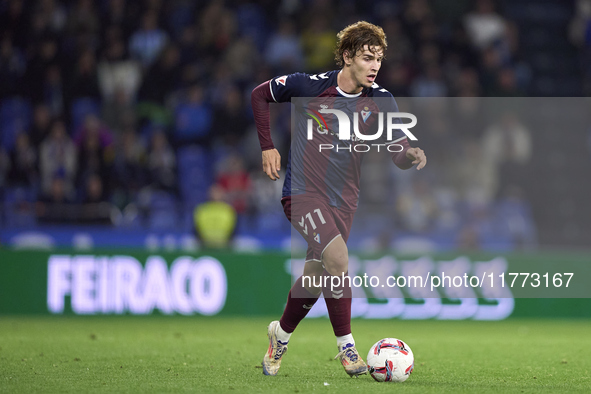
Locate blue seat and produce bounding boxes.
[148,191,178,230]
[0,97,32,150]
[150,190,177,209]
[4,186,37,203]
[0,97,32,123]
[71,97,101,130]
[177,146,213,205]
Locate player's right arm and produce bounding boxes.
[251,74,307,181]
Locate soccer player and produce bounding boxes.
[251,21,427,377]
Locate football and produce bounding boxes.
[367,338,414,382]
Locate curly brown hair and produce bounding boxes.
[334,21,387,68]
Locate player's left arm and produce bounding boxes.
[389,138,427,170]
[404,145,427,170]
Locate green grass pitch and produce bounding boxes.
[0,316,590,393]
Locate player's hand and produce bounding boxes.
[262,148,281,180]
[406,147,427,170]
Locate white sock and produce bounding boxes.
[276,323,292,344]
[336,334,355,350]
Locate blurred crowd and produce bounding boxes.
[0,0,556,249]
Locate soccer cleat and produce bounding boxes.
[262,321,288,376]
[334,343,368,377]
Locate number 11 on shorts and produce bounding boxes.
[299,209,327,235]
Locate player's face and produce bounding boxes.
[349,45,383,89]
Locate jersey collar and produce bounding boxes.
[336,86,363,97]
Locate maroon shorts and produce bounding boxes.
[281,195,354,262]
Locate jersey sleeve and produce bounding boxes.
[373,89,414,169]
[269,73,309,103]
[376,91,408,144]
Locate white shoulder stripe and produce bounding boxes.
[269,80,277,102]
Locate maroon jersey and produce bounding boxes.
[269,70,408,212]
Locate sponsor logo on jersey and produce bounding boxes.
[305,110,329,134]
[275,75,287,86]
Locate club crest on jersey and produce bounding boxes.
[275,75,287,86]
[361,107,371,123]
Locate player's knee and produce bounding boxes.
[322,237,348,276]
[324,257,348,276]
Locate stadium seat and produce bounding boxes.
[0,97,32,124]
[71,97,101,130]
[148,191,179,230]
[3,187,37,228]
[0,97,32,150]
[177,146,213,206]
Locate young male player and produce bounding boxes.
[251,21,427,377]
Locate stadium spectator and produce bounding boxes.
[570,0,591,93]
[173,85,212,146]
[0,147,9,189]
[463,0,508,50]
[23,37,59,103]
[301,16,337,72]
[395,178,439,233]
[100,0,136,39]
[36,0,67,34]
[67,0,100,39]
[216,153,251,215]
[193,184,237,249]
[208,64,236,109]
[0,0,28,49]
[481,111,532,191]
[211,85,248,147]
[496,185,537,250]
[101,88,137,136]
[44,64,65,116]
[198,1,236,56]
[147,129,176,192]
[401,0,433,47]
[112,128,146,197]
[74,114,114,191]
[491,67,523,97]
[177,25,199,65]
[97,33,142,103]
[0,35,26,99]
[224,36,259,80]
[7,133,38,189]
[449,139,497,204]
[410,64,448,97]
[38,175,75,205]
[82,173,107,204]
[129,11,169,68]
[68,49,100,101]
[39,119,77,196]
[29,104,53,148]
[138,45,181,104]
[264,20,304,73]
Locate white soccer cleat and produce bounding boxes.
[262,321,288,376]
[334,343,368,377]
